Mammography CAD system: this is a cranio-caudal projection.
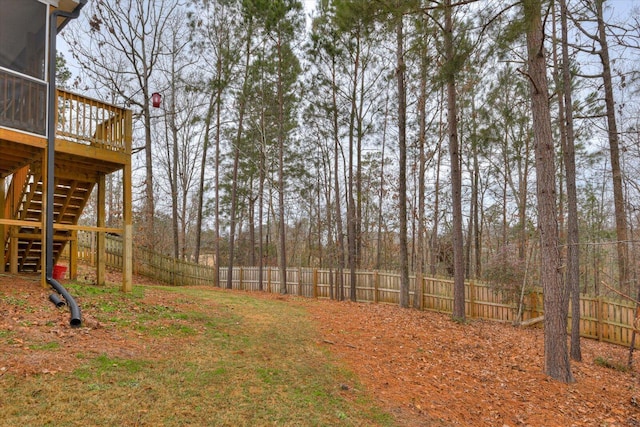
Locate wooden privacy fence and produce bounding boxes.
[75,232,638,348]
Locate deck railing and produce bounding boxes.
[56,89,131,154]
[0,71,130,153]
[0,68,47,135]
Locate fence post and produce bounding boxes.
[313,268,318,299]
[374,270,379,304]
[530,290,538,319]
[69,230,78,279]
[419,273,424,310]
[469,280,475,319]
[597,296,603,341]
[0,177,3,273]
[240,267,244,291]
[298,268,303,296]
[172,257,176,286]
[9,226,18,274]
[90,231,95,266]
[268,267,272,293]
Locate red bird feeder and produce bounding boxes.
[151,92,162,108]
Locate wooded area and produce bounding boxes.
[59,0,640,382]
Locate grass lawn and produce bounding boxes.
[0,283,394,426]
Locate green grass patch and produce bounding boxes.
[2,295,28,307]
[0,285,395,426]
[67,282,145,300]
[135,322,197,337]
[28,341,60,351]
[2,294,36,313]
[68,283,149,325]
[594,356,629,372]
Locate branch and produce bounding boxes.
[574,113,607,120]
[516,315,544,327]
[516,67,538,94]
[573,71,604,79]
[601,280,640,305]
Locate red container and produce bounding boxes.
[52,265,67,280]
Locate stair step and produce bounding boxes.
[4,170,95,273]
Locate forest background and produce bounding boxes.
[57,0,640,381]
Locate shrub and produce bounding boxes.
[482,244,526,304]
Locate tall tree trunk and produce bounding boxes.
[323,143,334,299]
[248,191,256,266]
[194,89,215,263]
[347,29,361,301]
[470,98,480,279]
[444,0,465,320]
[471,91,482,278]
[214,75,222,287]
[258,106,266,291]
[524,0,574,383]
[227,20,253,289]
[276,33,287,295]
[169,60,180,260]
[356,67,365,273]
[143,98,155,246]
[430,90,444,277]
[316,163,323,267]
[376,97,388,271]
[397,9,409,309]
[595,0,629,295]
[332,55,346,301]
[415,26,428,309]
[517,134,531,262]
[227,140,241,289]
[559,0,582,362]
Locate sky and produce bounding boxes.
[607,0,640,20]
[57,0,640,85]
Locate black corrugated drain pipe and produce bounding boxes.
[46,0,87,328]
[49,293,66,308]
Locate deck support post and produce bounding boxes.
[122,114,133,292]
[69,230,77,279]
[40,147,48,286]
[97,173,106,285]
[0,176,5,273]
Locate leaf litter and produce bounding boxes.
[1,271,640,426]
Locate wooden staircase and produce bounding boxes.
[3,164,94,272]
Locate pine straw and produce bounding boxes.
[302,298,640,426]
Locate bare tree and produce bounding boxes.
[570,0,629,294]
[154,10,200,259]
[67,0,180,246]
[189,0,240,268]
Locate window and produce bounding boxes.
[0,0,48,135]
[0,0,48,80]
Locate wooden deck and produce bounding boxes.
[0,88,131,178]
[1,88,132,289]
